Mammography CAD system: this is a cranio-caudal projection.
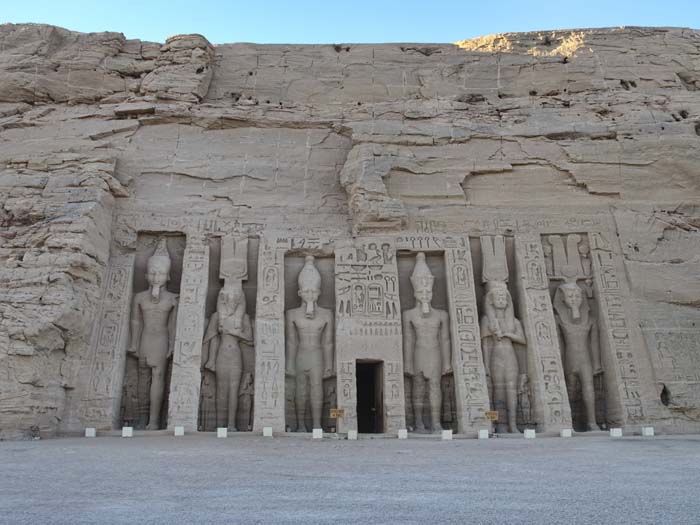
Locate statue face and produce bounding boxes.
[414,287,433,305]
[492,288,509,309]
[299,287,320,304]
[146,260,169,287]
[563,286,582,309]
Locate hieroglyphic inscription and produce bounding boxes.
[335,238,405,433]
[78,253,135,428]
[167,235,209,430]
[514,234,572,431]
[445,241,491,432]
[589,232,644,423]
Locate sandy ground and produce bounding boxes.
[1,432,699,524]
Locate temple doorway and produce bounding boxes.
[356,361,384,433]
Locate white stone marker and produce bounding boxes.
[217,427,228,438]
[641,426,655,437]
[312,428,323,440]
[524,429,536,439]
[121,427,133,438]
[560,429,573,438]
[610,428,623,438]
[398,429,408,440]
[262,426,273,437]
[347,430,358,440]
[174,426,185,436]
[478,429,490,440]
[84,428,96,438]
[442,429,453,440]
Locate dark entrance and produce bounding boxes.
[356,361,384,433]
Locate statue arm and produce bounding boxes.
[285,313,297,376]
[507,318,527,346]
[167,299,178,359]
[128,296,142,356]
[402,312,414,376]
[480,316,492,377]
[440,312,452,375]
[590,320,602,374]
[322,312,334,378]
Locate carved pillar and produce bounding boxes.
[514,234,572,432]
[335,238,405,434]
[167,234,209,431]
[252,237,286,432]
[72,252,135,430]
[588,232,657,426]
[445,240,491,433]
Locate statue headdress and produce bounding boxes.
[410,252,434,292]
[147,238,172,279]
[298,255,322,291]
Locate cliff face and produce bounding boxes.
[1,23,699,438]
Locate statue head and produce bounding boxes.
[217,280,246,332]
[298,255,322,318]
[578,241,590,256]
[559,281,584,320]
[146,238,171,301]
[488,281,510,310]
[410,252,434,316]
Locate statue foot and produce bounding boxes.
[228,427,239,432]
[586,423,601,431]
[146,423,159,431]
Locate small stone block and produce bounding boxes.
[84,428,96,438]
[262,426,273,437]
[610,428,623,438]
[347,430,358,440]
[312,428,323,439]
[398,429,408,439]
[642,426,655,437]
[173,426,185,436]
[478,429,489,439]
[217,428,227,438]
[121,427,133,438]
[560,429,573,438]
[442,429,453,440]
[524,429,536,439]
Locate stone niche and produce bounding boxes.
[469,236,534,433]
[198,236,259,432]
[397,252,458,432]
[542,233,609,432]
[121,234,185,430]
[283,254,336,432]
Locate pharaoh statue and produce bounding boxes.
[285,256,335,432]
[548,234,603,431]
[553,267,602,431]
[238,372,255,431]
[127,238,179,430]
[402,252,452,433]
[202,280,253,431]
[479,236,527,434]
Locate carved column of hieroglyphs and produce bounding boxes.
[335,238,405,433]
[514,234,572,432]
[78,252,135,429]
[445,240,491,433]
[588,232,650,425]
[252,236,285,432]
[167,234,209,430]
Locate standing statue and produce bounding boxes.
[480,282,527,433]
[402,253,452,433]
[553,278,602,431]
[285,256,335,432]
[238,372,255,431]
[202,281,253,431]
[127,239,179,430]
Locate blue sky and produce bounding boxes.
[2,0,698,44]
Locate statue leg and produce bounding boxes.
[412,374,426,431]
[427,376,443,432]
[147,364,166,430]
[227,350,243,431]
[580,367,598,431]
[216,361,231,429]
[492,367,507,433]
[295,373,308,432]
[309,366,323,429]
[504,362,518,433]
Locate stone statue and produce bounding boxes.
[285,255,334,432]
[402,252,452,432]
[238,372,255,431]
[127,238,179,430]
[202,281,253,431]
[480,281,527,433]
[553,278,602,431]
